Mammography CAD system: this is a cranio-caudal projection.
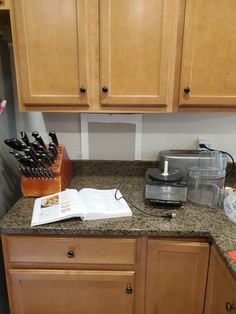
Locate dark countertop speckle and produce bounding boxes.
[0,160,235,280]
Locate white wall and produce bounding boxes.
[142,113,236,160]
[12,109,236,161]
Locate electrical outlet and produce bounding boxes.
[197,138,213,150]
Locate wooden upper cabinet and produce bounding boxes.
[204,246,236,314]
[99,0,181,112]
[179,0,236,110]
[11,0,90,111]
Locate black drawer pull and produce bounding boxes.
[184,86,191,94]
[102,86,108,93]
[80,87,86,93]
[125,286,133,294]
[67,250,75,258]
[225,302,235,312]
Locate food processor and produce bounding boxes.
[186,151,228,208]
[145,161,187,206]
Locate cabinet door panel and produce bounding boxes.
[100,0,180,108]
[179,0,236,107]
[204,246,236,314]
[145,240,209,314]
[9,269,135,314]
[11,0,88,108]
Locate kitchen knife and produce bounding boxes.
[49,131,59,147]
[31,131,39,140]
[20,167,31,178]
[41,168,51,179]
[9,149,21,157]
[19,155,32,167]
[37,145,55,163]
[4,138,23,150]
[35,135,47,150]
[20,131,30,146]
[32,131,47,149]
[47,168,55,178]
[19,143,28,151]
[32,141,41,151]
[29,158,38,167]
[49,142,58,157]
[41,153,53,166]
[11,152,24,166]
[48,146,56,162]
[23,148,38,163]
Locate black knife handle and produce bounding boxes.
[35,135,47,150]
[49,131,59,147]
[23,148,38,163]
[9,149,18,156]
[20,131,30,146]
[4,138,22,150]
[41,153,53,166]
[37,145,46,153]
[32,141,41,151]
[20,156,31,167]
[32,131,39,139]
[48,146,56,161]
[49,142,58,156]
[20,167,30,178]
[4,139,14,149]
[20,143,27,150]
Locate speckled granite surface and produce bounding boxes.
[0,160,235,279]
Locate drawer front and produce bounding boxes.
[3,235,136,265]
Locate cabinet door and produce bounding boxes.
[100,0,181,111]
[179,0,236,109]
[8,269,135,314]
[204,246,236,314]
[145,240,209,314]
[11,0,89,110]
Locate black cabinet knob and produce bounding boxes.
[225,303,235,312]
[184,86,191,94]
[125,286,133,294]
[102,86,108,93]
[67,250,75,258]
[80,87,86,93]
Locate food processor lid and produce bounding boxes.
[148,166,183,182]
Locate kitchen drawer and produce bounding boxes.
[2,235,136,266]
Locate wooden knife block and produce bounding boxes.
[21,145,73,197]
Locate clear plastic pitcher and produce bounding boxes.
[186,151,227,208]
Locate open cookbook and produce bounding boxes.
[31,188,132,227]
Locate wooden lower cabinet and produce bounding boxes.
[2,235,219,314]
[145,240,210,314]
[2,235,137,314]
[8,269,135,314]
[204,246,236,314]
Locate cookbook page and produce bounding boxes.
[31,189,83,226]
[77,188,132,220]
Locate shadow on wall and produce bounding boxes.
[0,154,21,216]
[0,37,20,314]
[0,39,21,218]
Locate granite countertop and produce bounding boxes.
[0,161,236,279]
